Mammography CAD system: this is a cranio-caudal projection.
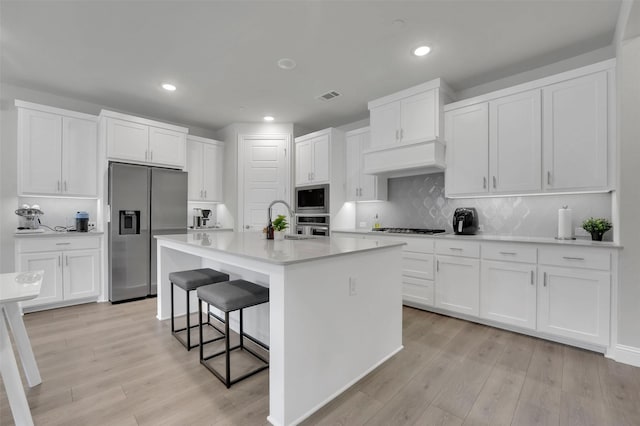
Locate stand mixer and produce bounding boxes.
[15,205,45,233]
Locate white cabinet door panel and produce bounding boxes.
[107,118,148,162]
[403,276,434,307]
[62,117,98,197]
[538,266,610,346]
[445,103,489,196]
[295,140,312,186]
[490,89,541,193]
[401,89,436,144]
[187,141,204,200]
[312,135,330,183]
[435,255,480,316]
[480,261,536,330]
[203,143,223,202]
[149,127,186,167]
[403,252,434,280]
[370,101,400,148]
[19,253,63,307]
[543,71,608,191]
[63,250,100,300]
[20,109,62,195]
[345,133,361,201]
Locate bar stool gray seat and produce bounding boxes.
[197,279,269,388]
[169,268,229,350]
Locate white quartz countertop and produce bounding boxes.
[156,231,405,265]
[13,230,104,238]
[332,229,622,249]
[0,271,43,304]
[186,227,233,232]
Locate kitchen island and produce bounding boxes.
[155,231,404,426]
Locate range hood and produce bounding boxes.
[362,77,452,179]
[362,139,446,178]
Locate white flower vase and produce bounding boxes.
[274,230,285,241]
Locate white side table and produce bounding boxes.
[0,271,43,426]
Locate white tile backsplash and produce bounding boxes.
[356,173,613,241]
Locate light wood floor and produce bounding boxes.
[2,299,640,425]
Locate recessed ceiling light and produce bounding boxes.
[277,58,297,70]
[413,46,431,57]
[264,116,274,122]
[162,83,177,91]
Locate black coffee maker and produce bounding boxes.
[453,208,479,235]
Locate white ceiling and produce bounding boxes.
[0,0,622,133]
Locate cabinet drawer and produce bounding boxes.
[404,237,434,254]
[539,246,610,271]
[402,252,434,280]
[402,277,434,307]
[18,236,100,253]
[435,239,480,258]
[482,243,537,263]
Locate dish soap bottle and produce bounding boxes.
[373,213,381,229]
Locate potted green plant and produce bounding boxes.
[581,217,612,241]
[272,214,288,240]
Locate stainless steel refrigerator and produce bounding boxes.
[109,163,187,302]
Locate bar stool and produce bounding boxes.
[197,279,269,388]
[169,268,229,350]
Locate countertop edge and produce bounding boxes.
[14,231,105,238]
[331,229,623,249]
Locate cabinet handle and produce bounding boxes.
[562,256,585,261]
[55,242,71,245]
[499,251,516,255]
[200,190,203,198]
[531,270,534,285]
[145,150,148,161]
[150,151,153,161]
[436,259,439,272]
[483,177,487,189]
[65,256,68,266]
[543,272,547,287]
[400,129,404,140]
[57,180,61,191]
[64,181,68,192]
[449,247,463,251]
[547,171,551,185]
[492,176,496,189]
[395,129,399,141]
[58,256,61,267]
[204,190,207,198]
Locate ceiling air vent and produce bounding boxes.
[317,90,342,101]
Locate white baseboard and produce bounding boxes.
[611,344,640,367]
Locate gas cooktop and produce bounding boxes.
[372,227,447,235]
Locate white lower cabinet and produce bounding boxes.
[16,237,101,311]
[435,252,480,316]
[480,261,537,330]
[538,265,610,346]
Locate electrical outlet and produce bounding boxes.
[349,277,357,296]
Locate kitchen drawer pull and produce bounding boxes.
[58,256,61,267]
[547,171,552,185]
[204,190,207,198]
[57,180,61,191]
[436,259,439,272]
[449,247,463,251]
[55,242,71,245]
[530,270,534,285]
[543,272,547,287]
[499,251,517,255]
[64,181,68,192]
[483,177,487,189]
[562,256,585,261]
[65,256,68,266]
[492,176,496,189]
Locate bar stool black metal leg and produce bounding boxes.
[225,311,230,388]
[206,303,211,326]
[186,290,191,350]
[170,283,175,334]
[199,299,204,362]
[239,309,244,349]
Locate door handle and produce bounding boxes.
[58,256,61,267]
[436,259,439,272]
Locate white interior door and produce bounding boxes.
[240,135,290,231]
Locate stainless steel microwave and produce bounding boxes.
[296,185,329,213]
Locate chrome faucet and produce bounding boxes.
[267,200,295,222]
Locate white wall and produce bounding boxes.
[616,35,640,351]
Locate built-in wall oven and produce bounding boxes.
[296,214,330,236]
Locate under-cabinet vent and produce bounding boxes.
[317,90,342,101]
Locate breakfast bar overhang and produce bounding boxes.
[155,232,404,426]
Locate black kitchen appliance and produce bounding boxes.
[296,185,329,213]
[453,208,478,235]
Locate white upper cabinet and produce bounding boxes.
[102,110,187,169]
[295,133,330,186]
[445,103,489,196]
[17,101,98,197]
[543,71,608,191]
[345,127,387,202]
[445,60,614,197]
[364,79,450,177]
[490,89,542,193]
[187,136,224,202]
